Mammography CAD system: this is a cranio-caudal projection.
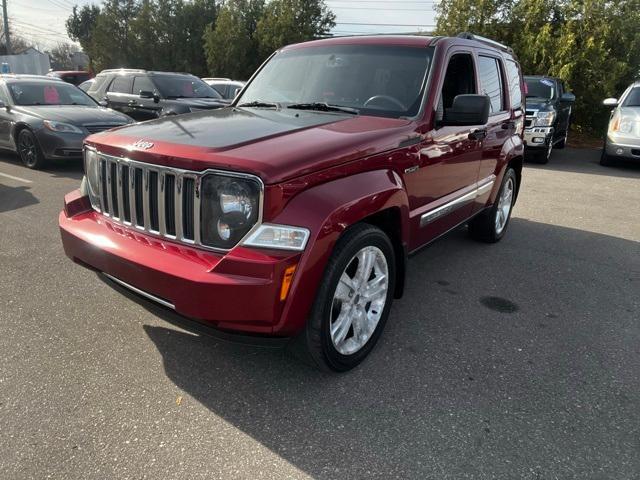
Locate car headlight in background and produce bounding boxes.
[43,120,84,134]
[610,113,634,134]
[200,174,262,249]
[534,111,556,127]
[84,147,101,210]
[242,224,310,251]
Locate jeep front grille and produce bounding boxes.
[97,154,201,245]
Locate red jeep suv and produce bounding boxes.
[59,33,525,371]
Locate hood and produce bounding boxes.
[525,97,554,111]
[170,97,231,109]
[87,107,414,184]
[14,105,131,125]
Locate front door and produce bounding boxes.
[404,50,484,250]
[104,75,135,118]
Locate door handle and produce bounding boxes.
[128,100,138,106]
[469,129,487,140]
[501,121,515,130]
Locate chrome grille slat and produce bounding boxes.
[89,152,264,253]
[158,172,166,236]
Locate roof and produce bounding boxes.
[97,69,194,76]
[0,74,64,82]
[283,35,435,51]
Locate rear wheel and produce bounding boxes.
[293,224,396,372]
[556,130,568,149]
[17,129,47,169]
[468,167,517,243]
[535,140,553,164]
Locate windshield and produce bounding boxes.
[8,81,97,106]
[153,76,222,99]
[525,78,556,100]
[238,45,434,118]
[623,87,640,107]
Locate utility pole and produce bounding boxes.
[2,0,10,55]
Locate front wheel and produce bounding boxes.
[293,224,396,372]
[17,129,47,169]
[468,167,517,243]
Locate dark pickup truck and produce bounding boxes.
[524,76,575,163]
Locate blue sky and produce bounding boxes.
[12,0,438,51]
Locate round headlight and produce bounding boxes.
[200,174,262,249]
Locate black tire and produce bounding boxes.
[17,129,47,169]
[291,224,396,372]
[555,131,568,149]
[535,140,552,164]
[600,141,615,167]
[468,167,517,243]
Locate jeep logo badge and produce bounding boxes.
[132,140,154,150]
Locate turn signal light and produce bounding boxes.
[280,264,297,301]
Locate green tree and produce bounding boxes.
[66,4,101,69]
[90,0,140,70]
[203,0,265,79]
[435,0,640,134]
[255,0,335,57]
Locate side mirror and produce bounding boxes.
[560,92,576,103]
[441,95,490,126]
[603,97,618,107]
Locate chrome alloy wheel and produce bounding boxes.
[329,246,389,355]
[495,176,514,235]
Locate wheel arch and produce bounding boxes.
[269,168,410,336]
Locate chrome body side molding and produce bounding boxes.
[420,175,496,227]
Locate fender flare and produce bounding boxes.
[269,168,410,336]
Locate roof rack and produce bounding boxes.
[457,32,513,54]
[100,68,147,74]
[202,77,232,82]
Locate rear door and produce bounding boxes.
[475,51,512,188]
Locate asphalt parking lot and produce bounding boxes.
[1,148,639,479]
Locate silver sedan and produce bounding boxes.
[601,81,640,166]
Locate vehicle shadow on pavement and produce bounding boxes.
[0,182,39,213]
[525,147,640,178]
[136,219,639,479]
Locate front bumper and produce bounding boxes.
[605,136,640,162]
[59,191,301,335]
[35,128,85,159]
[524,127,553,149]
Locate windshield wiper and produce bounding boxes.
[287,102,359,115]
[237,101,279,109]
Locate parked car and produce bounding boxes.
[0,74,132,169]
[523,75,575,163]
[86,69,230,121]
[601,81,640,166]
[59,33,525,371]
[46,70,93,86]
[78,79,94,92]
[202,78,245,100]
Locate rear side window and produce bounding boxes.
[505,60,523,109]
[211,83,228,97]
[109,76,133,94]
[133,76,156,95]
[478,56,505,113]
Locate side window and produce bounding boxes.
[108,76,133,94]
[478,56,505,113]
[505,59,523,109]
[88,75,108,94]
[211,83,227,97]
[436,53,476,122]
[133,76,156,95]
